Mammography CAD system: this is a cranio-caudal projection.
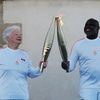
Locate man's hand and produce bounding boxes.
[61,61,69,72]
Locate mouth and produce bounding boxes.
[86,28,91,32]
[16,38,22,41]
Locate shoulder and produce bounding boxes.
[19,49,32,60]
[19,49,28,54]
[19,48,30,56]
[19,48,26,52]
[73,38,85,47]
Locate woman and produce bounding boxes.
[0,25,46,99]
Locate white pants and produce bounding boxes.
[80,88,100,100]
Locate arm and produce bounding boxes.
[28,60,41,78]
[28,60,47,78]
[61,43,79,72]
[23,51,47,78]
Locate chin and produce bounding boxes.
[16,41,22,45]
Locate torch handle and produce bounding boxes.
[40,62,45,73]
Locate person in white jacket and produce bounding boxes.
[0,25,47,100]
[61,18,100,100]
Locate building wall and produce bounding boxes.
[3,1,100,100]
[0,1,3,47]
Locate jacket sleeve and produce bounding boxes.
[69,43,79,72]
[27,59,41,78]
[24,52,41,78]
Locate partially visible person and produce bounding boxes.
[0,25,47,100]
[61,18,100,100]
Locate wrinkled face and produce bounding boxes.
[84,19,99,39]
[8,30,22,45]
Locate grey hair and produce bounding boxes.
[2,25,21,44]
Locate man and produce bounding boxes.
[62,18,100,100]
[0,25,47,100]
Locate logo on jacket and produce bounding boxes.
[16,58,26,64]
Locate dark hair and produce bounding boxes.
[84,18,99,33]
[85,18,99,28]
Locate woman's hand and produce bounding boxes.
[39,61,48,69]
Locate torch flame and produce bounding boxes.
[59,19,64,26]
[55,15,64,26]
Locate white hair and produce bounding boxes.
[2,25,21,44]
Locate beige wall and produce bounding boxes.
[0,1,3,47]
[3,1,100,100]
[0,1,22,47]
